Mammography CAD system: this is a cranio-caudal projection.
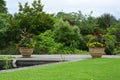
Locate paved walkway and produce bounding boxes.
[1,54,120,61]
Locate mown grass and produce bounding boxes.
[0,58,120,80]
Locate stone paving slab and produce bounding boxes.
[15,55,91,61]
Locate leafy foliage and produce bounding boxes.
[54,19,81,48]
[0,46,19,55]
[36,30,63,54]
[35,30,87,54]
[56,11,84,26]
[0,13,11,48]
[0,13,10,33]
[16,0,55,35]
[87,33,106,48]
[18,30,36,48]
[79,15,99,35]
[105,35,116,55]
[106,22,120,54]
[0,0,7,13]
[97,13,117,29]
[1,0,120,55]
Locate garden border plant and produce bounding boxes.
[0,56,15,69]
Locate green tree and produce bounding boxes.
[108,22,120,43]
[0,13,11,48]
[16,0,54,35]
[0,0,7,13]
[78,11,100,35]
[54,19,81,48]
[56,11,84,26]
[80,16,98,35]
[97,13,117,29]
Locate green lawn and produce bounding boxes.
[0,58,120,80]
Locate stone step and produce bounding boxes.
[0,59,61,70]
[16,60,60,67]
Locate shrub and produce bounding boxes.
[113,44,120,55]
[54,19,81,49]
[107,27,120,42]
[0,45,19,55]
[0,13,11,48]
[33,46,49,54]
[35,30,88,54]
[106,26,120,55]
[36,30,63,54]
[78,35,89,50]
[56,46,88,54]
[105,35,116,55]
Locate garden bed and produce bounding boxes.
[0,56,15,70]
[0,59,13,70]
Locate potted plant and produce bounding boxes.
[17,29,36,58]
[87,31,106,58]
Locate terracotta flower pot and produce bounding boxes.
[89,47,105,58]
[19,47,34,58]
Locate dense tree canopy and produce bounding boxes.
[0,0,7,13]
[97,13,117,29]
[16,0,54,35]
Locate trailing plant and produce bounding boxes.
[3,59,12,69]
[0,56,15,69]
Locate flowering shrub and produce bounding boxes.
[87,30,106,48]
[87,42,104,48]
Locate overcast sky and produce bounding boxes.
[5,0,120,19]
